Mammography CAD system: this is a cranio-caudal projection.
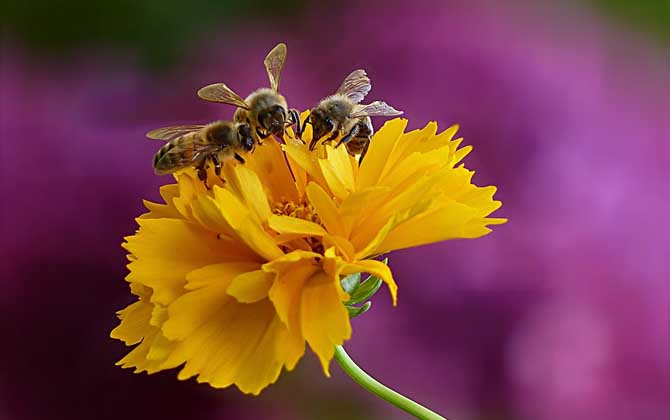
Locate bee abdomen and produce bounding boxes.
[153,141,193,174]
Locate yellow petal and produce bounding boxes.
[338,259,398,306]
[161,272,232,341]
[227,270,274,303]
[353,214,397,260]
[172,172,207,220]
[124,218,241,305]
[357,118,408,190]
[213,187,284,261]
[115,330,167,374]
[146,332,175,361]
[268,214,327,237]
[185,261,261,290]
[300,271,351,376]
[245,139,300,203]
[380,122,438,182]
[162,296,304,395]
[110,300,153,345]
[323,235,355,262]
[376,200,501,253]
[223,164,272,224]
[140,184,181,220]
[231,315,305,394]
[264,251,321,332]
[339,186,390,238]
[305,182,345,237]
[318,145,355,200]
[284,139,309,197]
[283,142,330,193]
[190,193,239,239]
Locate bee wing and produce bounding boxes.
[146,125,205,141]
[335,69,371,104]
[197,83,249,109]
[349,101,404,118]
[154,136,220,174]
[264,43,287,92]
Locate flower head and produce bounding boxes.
[111,112,506,394]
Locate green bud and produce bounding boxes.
[340,272,361,295]
[348,276,382,305]
[345,301,372,318]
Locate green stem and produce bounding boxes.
[334,345,448,420]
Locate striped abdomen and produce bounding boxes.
[152,135,200,175]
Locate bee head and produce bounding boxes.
[308,108,334,150]
[237,124,255,152]
[259,105,287,136]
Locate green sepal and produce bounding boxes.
[340,272,361,295]
[348,276,383,305]
[346,301,372,318]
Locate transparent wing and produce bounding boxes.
[197,83,249,108]
[264,43,287,91]
[146,125,205,141]
[154,136,218,174]
[335,69,371,104]
[349,101,404,118]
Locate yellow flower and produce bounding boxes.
[111,113,506,395]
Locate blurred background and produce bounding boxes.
[1,0,669,419]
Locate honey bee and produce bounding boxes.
[306,69,403,161]
[197,43,301,142]
[147,121,255,185]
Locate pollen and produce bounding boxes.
[272,198,322,225]
[272,198,325,255]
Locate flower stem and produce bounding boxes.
[334,345,448,420]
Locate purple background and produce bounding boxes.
[2,1,668,419]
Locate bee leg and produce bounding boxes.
[336,124,360,148]
[196,161,209,188]
[212,156,221,177]
[234,153,246,164]
[211,154,225,183]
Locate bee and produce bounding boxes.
[306,69,403,161]
[147,121,255,185]
[197,43,301,142]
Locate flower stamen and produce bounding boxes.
[272,198,325,254]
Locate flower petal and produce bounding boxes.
[300,271,351,376]
[268,214,327,237]
[213,187,284,261]
[319,145,355,200]
[357,118,408,190]
[223,164,272,224]
[124,218,245,305]
[115,329,171,374]
[185,261,261,290]
[264,251,321,332]
[337,259,398,306]
[227,270,274,303]
[110,300,153,345]
[282,142,330,193]
[305,182,345,237]
[140,184,181,220]
[377,200,504,253]
[163,296,304,395]
[245,139,300,203]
